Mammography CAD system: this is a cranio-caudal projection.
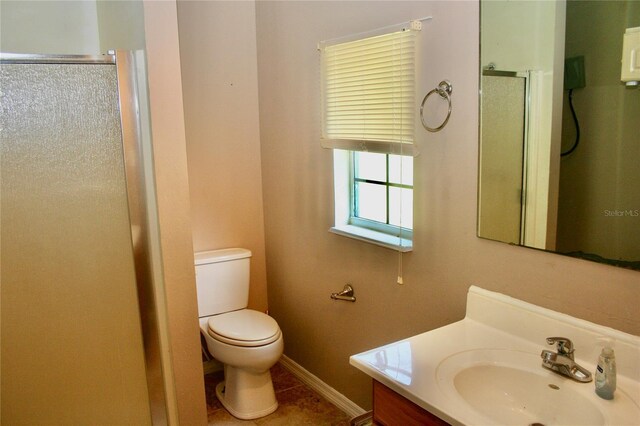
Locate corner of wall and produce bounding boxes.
[142,1,207,424]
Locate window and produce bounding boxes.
[352,151,413,236]
[320,23,419,251]
[331,149,413,251]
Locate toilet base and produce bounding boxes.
[215,366,278,420]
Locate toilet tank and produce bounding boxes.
[194,248,251,318]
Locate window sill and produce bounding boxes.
[330,225,413,252]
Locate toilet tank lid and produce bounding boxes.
[194,248,252,265]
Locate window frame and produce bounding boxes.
[331,150,413,252]
[350,151,414,240]
[322,24,420,252]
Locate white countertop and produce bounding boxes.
[349,286,640,425]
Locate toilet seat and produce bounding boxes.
[207,309,280,347]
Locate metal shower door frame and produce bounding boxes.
[1,50,172,425]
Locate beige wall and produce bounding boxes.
[255,0,640,410]
[0,0,100,54]
[0,0,146,55]
[96,0,146,53]
[142,1,207,424]
[177,0,269,312]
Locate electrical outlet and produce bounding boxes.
[564,55,586,90]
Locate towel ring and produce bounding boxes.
[420,80,453,132]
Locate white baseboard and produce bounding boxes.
[278,354,366,419]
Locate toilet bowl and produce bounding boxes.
[195,249,283,420]
[199,312,283,419]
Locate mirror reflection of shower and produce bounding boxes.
[479,67,549,249]
[479,0,640,269]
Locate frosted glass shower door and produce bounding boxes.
[1,61,152,424]
[478,74,526,245]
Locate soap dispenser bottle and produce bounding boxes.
[595,345,616,400]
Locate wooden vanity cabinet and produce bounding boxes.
[372,380,450,426]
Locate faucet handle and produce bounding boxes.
[546,337,574,358]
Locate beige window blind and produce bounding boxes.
[320,27,418,156]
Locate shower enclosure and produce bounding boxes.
[479,68,552,250]
[1,51,170,425]
[478,71,527,245]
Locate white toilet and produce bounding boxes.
[195,248,283,420]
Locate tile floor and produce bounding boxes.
[205,363,353,425]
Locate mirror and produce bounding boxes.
[478,0,640,270]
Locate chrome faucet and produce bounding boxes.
[541,337,592,382]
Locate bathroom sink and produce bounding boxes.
[436,349,639,426]
[352,288,640,426]
[452,363,603,425]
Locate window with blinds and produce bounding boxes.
[320,28,418,156]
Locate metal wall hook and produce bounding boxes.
[331,284,356,302]
[420,80,453,132]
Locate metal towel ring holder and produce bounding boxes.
[420,80,453,132]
